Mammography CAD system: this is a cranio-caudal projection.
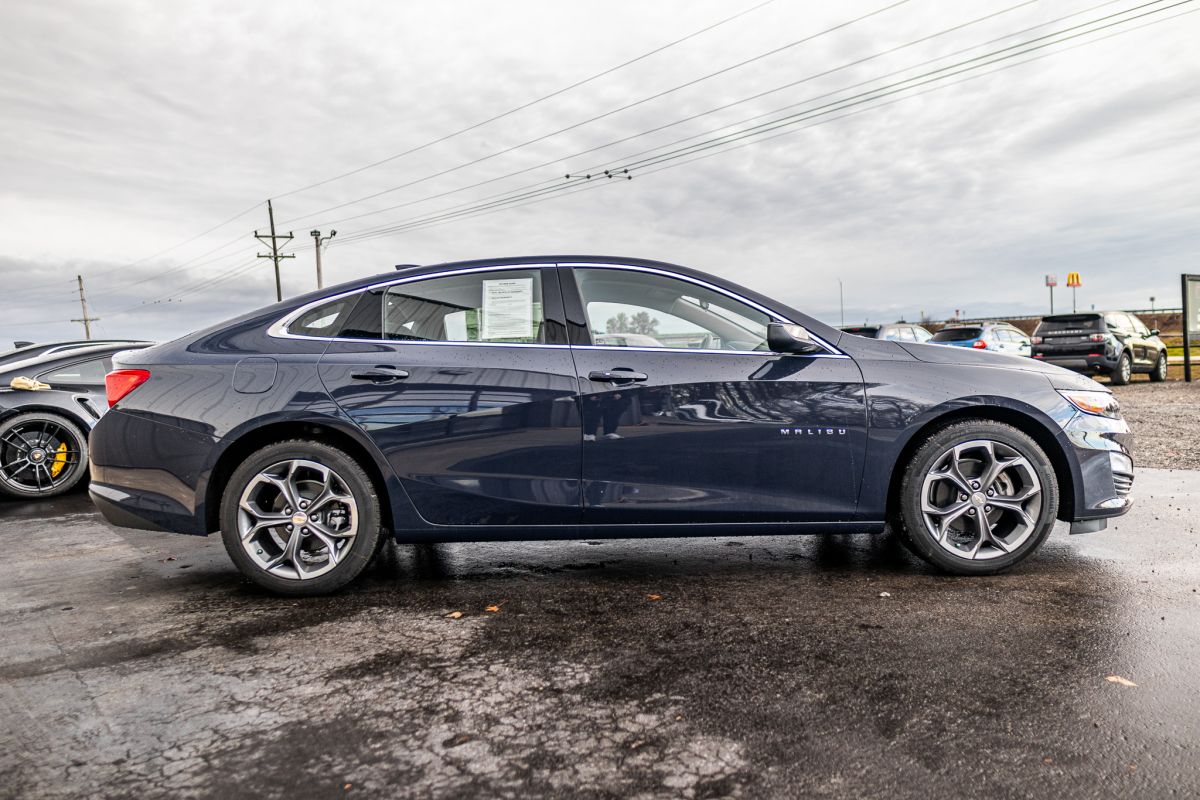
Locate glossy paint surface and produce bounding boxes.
[86,256,1134,540]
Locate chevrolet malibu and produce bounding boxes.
[90,256,1134,596]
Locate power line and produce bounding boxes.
[323,0,1048,240]
[276,0,917,227]
[332,0,1191,245]
[269,0,780,202]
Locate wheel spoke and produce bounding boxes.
[236,457,360,581]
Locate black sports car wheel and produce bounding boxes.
[220,440,383,596]
[1150,352,1168,382]
[0,412,89,499]
[894,420,1059,575]
[1110,352,1132,385]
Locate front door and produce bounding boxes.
[314,265,581,526]
[561,265,867,524]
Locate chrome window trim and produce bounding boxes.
[559,261,846,358]
[267,260,846,358]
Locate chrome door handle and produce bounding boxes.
[351,367,410,383]
[588,369,648,384]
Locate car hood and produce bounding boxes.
[896,341,1106,391]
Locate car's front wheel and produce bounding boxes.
[893,420,1059,575]
[220,440,383,596]
[0,412,90,499]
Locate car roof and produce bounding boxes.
[0,342,151,381]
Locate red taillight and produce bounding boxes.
[1089,333,1106,342]
[1031,336,1043,344]
[1033,354,1044,358]
[972,340,988,349]
[105,369,150,408]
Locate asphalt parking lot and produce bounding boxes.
[2,385,1199,799]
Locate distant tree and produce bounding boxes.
[606,312,630,333]
[629,311,658,335]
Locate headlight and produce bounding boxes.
[1058,389,1121,418]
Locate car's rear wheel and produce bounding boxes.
[1109,351,1132,385]
[894,420,1059,575]
[1150,352,1168,382]
[0,412,89,499]
[220,440,382,596]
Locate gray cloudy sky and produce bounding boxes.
[2,0,1198,344]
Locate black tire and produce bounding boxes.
[893,420,1059,575]
[1109,351,1132,385]
[0,412,90,499]
[220,440,382,596]
[1149,352,1168,382]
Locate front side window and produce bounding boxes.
[573,268,772,351]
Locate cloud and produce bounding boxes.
[1,0,1198,345]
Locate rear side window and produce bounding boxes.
[842,326,879,338]
[286,269,546,343]
[912,327,933,342]
[1036,315,1102,334]
[931,327,981,342]
[37,358,109,385]
[383,269,545,343]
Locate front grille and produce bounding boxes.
[1113,472,1134,497]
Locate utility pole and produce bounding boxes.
[255,199,294,301]
[310,229,337,289]
[71,275,100,340]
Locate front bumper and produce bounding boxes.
[1061,407,1134,530]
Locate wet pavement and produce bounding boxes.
[1,469,1198,800]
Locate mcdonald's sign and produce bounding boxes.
[1066,271,1082,288]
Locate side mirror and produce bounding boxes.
[768,323,825,355]
[1150,329,1160,337]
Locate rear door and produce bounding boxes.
[560,263,867,524]
[311,265,582,527]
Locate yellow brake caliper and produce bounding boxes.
[50,442,68,478]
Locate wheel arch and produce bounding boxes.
[203,418,397,535]
[0,403,93,435]
[885,403,1077,523]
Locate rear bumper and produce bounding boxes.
[1034,353,1118,373]
[88,409,214,535]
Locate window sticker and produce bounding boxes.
[481,278,533,340]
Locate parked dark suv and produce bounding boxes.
[1031,312,1167,384]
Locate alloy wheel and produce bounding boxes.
[237,459,359,580]
[0,419,84,495]
[919,439,1043,560]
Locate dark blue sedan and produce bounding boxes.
[89,256,1134,595]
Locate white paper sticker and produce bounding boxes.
[481,278,533,340]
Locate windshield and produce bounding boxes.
[931,327,982,342]
[1036,315,1103,334]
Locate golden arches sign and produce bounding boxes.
[1066,272,1082,288]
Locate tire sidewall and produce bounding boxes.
[0,412,90,499]
[220,441,382,596]
[1111,352,1131,385]
[898,421,1059,575]
[1151,352,1167,382]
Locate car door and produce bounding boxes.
[560,263,867,524]
[313,265,582,527]
[1106,313,1141,365]
[1127,315,1155,366]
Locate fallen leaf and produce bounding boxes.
[485,605,501,613]
[878,591,892,598]
[1106,675,1137,687]
[343,783,352,791]
[647,594,662,601]
[446,611,464,619]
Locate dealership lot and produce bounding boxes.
[1,383,1198,799]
